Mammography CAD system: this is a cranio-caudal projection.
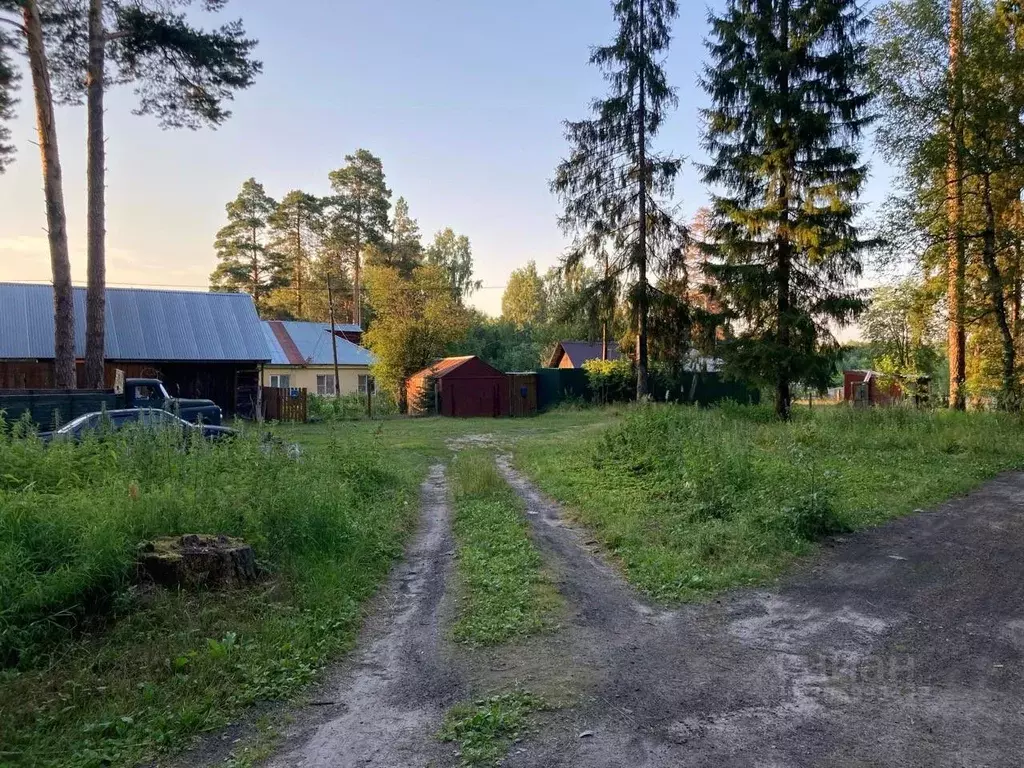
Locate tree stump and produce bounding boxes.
[137,534,260,590]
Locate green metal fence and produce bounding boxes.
[534,367,760,411]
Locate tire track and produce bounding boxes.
[263,463,460,768]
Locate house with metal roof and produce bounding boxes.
[261,320,375,396]
[0,283,270,415]
[547,340,622,369]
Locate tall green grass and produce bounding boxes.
[449,452,559,645]
[514,403,1024,601]
[0,422,418,766]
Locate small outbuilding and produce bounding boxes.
[406,356,510,417]
[844,370,931,407]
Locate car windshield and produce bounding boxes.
[59,412,101,433]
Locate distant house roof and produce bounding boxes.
[261,321,374,367]
[0,283,270,362]
[547,340,622,368]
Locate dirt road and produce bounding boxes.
[497,463,1024,767]
[240,461,1023,767]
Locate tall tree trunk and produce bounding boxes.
[23,0,75,389]
[602,251,610,360]
[776,0,792,421]
[980,172,1017,409]
[635,0,649,399]
[84,0,106,389]
[947,0,967,410]
[295,216,303,317]
[353,204,363,328]
[250,223,261,312]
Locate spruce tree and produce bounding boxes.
[210,178,287,313]
[553,0,684,398]
[701,0,873,419]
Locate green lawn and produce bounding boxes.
[448,451,560,645]
[0,427,419,767]
[513,403,1024,601]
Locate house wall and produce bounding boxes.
[558,354,575,369]
[262,365,369,395]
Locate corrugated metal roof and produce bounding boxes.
[261,321,374,367]
[408,356,476,380]
[0,283,271,362]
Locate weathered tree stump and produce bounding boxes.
[137,534,260,590]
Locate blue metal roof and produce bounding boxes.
[0,283,271,362]
[261,321,374,367]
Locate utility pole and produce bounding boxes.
[327,275,341,402]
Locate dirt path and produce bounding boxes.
[262,464,461,768]
[497,464,1024,767]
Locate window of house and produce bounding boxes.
[316,374,337,396]
[358,375,375,395]
[270,374,290,389]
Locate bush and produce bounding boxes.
[307,390,399,421]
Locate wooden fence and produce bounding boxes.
[262,386,308,422]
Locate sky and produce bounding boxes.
[0,0,893,319]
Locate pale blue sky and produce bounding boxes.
[0,0,891,317]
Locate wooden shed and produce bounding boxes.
[406,356,510,417]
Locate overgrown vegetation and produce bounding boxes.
[515,403,1024,601]
[449,451,559,645]
[0,422,418,766]
[438,690,547,768]
[308,391,399,421]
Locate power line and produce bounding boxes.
[0,277,511,292]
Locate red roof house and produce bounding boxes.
[547,340,621,369]
[406,356,510,417]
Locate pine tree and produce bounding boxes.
[0,0,76,387]
[701,0,873,419]
[327,149,391,328]
[210,178,287,313]
[267,191,322,320]
[552,0,685,398]
[0,19,15,174]
[41,0,261,388]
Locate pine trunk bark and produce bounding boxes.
[635,0,649,400]
[23,0,75,389]
[776,0,793,421]
[980,173,1017,409]
[947,0,967,410]
[84,0,106,389]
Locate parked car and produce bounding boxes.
[40,408,236,444]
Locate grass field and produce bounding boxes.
[448,451,559,645]
[6,401,1024,765]
[514,403,1024,601]
[0,425,419,767]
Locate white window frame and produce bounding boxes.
[316,374,337,396]
[270,374,291,389]
[358,374,375,395]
